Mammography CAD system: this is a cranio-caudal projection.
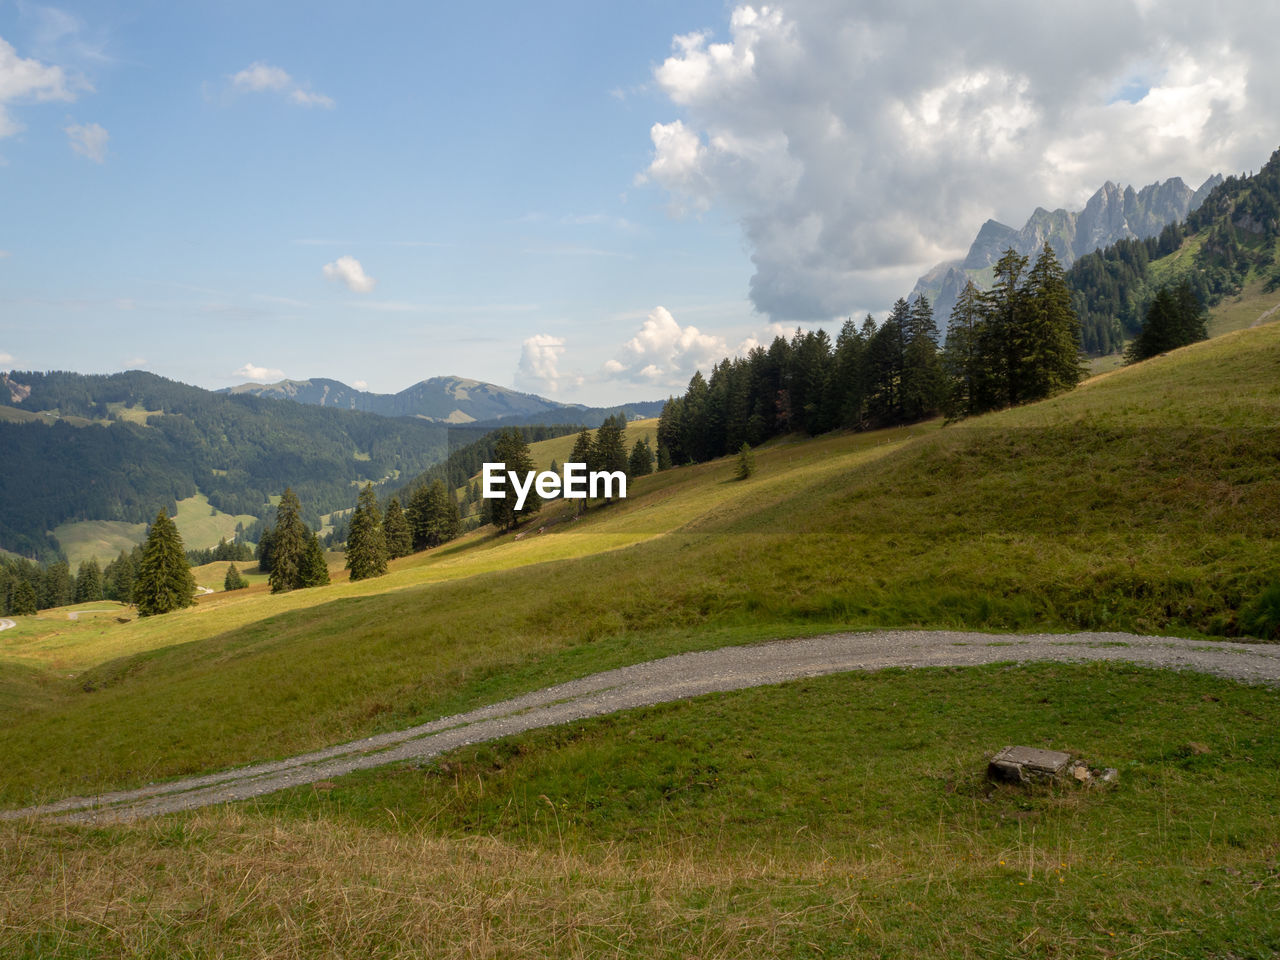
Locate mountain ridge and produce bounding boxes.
[222,375,665,425]
[915,172,1224,322]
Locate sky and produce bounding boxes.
[1,1,1277,406]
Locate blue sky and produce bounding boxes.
[1,1,1275,405]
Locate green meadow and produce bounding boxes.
[2,323,1279,957]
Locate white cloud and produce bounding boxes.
[234,362,285,382]
[65,121,107,162]
[0,35,76,138]
[643,1,1280,320]
[322,255,376,293]
[0,351,13,365]
[0,250,9,258]
[229,61,333,108]
[353,379,368,390]
[123,356,146,367]
[515,334,573,394]
[604,306,728,387]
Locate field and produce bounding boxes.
[54,493,259,567]
[3,325,1280,956]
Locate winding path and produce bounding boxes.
[0,619,15,632]
[5,630,1279,824]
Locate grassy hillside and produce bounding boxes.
[4,327,1280,957]
[0,323,1277,807]
[53,493,259,567]
[4,661,1278,957]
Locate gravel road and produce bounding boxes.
[5,629,1279,824]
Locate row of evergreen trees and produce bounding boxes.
[657,244,1083,465]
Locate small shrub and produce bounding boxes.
[1238,582,1280,640]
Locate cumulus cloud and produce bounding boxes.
[230,61,333,108]
[234,362,284,382]
[0,351,13,365]
[642,1,1280,321]
[65,121,107,162]
[322,255,376,293]
[515,334,573,394]
[353,379,369,390]
[0,36,76,138]
[604,306,728,387]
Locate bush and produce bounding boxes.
[1239,582,1280,640]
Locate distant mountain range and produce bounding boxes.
[222,376,666,427]
[914,173,1224,321]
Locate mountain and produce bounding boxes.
[914,173,1224,322]
[223,375,666,426]
[0,370,452,560]
[1068,148,1280,354]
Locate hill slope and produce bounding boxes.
[0,370,450,559]
[1,321,1277,806]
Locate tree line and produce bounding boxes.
[657,244,1082,466]
[1068,148,1280,355]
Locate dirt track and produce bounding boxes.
[4,629,1279,824]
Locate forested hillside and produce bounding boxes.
[1068,149,1280,353]
[0,371,449,560]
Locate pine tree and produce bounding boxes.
[74,558,103,603]
[656,443,672,471]
[300,533,331,587]
[134,510,196,616]
[346,484,389,581]
[41,561,73,609]
[982,247,1030,408]
[570,427,594,469]
[406,483,433,551]
[1021,244,1083,400]
[487,429,540,530]
[268,488,308,594]
[10,578,37,615]
[591,414,628,494]
[628,437,654,478]
[900,295,944,422]
[223,563,248,591]
[943,281,983,420]
[383,496,412,559]
[736,442,756,480]
[1125,280,1208,363]
[104,548,138,602]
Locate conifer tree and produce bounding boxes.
[486,428,539,530]
[10,578,37,615]
[223,563,248,591]
[1022,244,1084,400]
[41,561,73,609]
[383,496,412,559]
[134,510,196,616]
[346,484,389,581]
[656,443,672,471]
[736,442,756,480]
[104,548,138,602]
[268,488,308,594]
[943,281,984,420]
[900,295,944,422]
[569,427,594,469]
[1125,280,1208,363]
[627,437,654,477]
[74,558,103,603]
[300,532,331,587]
[592,415,628,482]
[424,479,461,546]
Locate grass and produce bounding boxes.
[525,417,659,472]
[0,324,1278,807]
[3,661,1277,958]
[51,519,148,569]
[53,494,258,567]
